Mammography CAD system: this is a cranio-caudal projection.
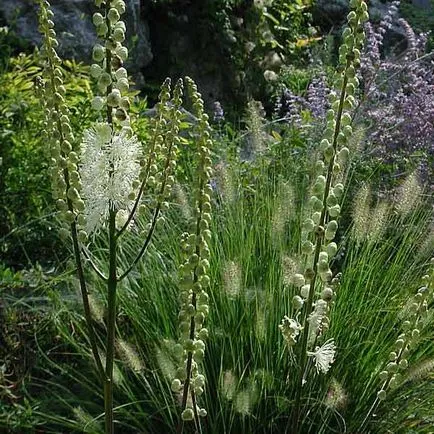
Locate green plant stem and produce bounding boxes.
[70,219,105,379]
[105,209,118,434]
[291,63,350,434]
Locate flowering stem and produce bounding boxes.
[104,209,118,434]
[41,15,105,379]
[291,64,350,433]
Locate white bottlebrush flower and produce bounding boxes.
[80,122,141,234]
[307,339,336,374]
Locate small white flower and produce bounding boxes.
[307,299,328,344]
[307,339,336,374]
[279,315,303,346]
[80,122,141,234]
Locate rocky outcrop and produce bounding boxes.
[0,0,152,74]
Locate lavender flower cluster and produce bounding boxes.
[360,1,434,190]
[274,73,329,126]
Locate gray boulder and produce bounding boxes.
[0,0,152,73]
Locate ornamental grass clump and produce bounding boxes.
[359,258,434,432]
[278,0,369,429]
[36,1,213,432]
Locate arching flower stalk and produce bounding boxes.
[277,1,368,431]
[359,258,434,433]
[172,77,214,434]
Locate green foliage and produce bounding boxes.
[0,51,93,267]
[3,143,432,432]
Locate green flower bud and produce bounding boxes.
[328,204,341,218]
[324,145,335,162]
[98,72,112,88]
[338,147,350,163]
[293,295,304,310]
[171,378,182,392]
[108,8,120,23]
[399,359,408,370]
[301,240,314,255]
[92,96,104,111]
[318,259,329,273]
[92,12,104,26]
[395,339,405,350]
[90,63,102,78]
[321,287,334,301]
[326,194,338,207]
[293,274,305,287]
[113,27,125,42]
[333,183,344,199]
[389,352,397,361]
[116,77,129,93]
[326,242,338,258]
[194,348,205,362]
[379,371,389,381]
[198,408,207,417]
[59,227,70,239]
[320,139,331,151]
[96,22,109,37]
[387,362,398,374]
[116,46,128,61]
[114,0,126,14]
[303,218,315,232]
[181,408,194,421]
[198,328,209,340]
[377,389,386,401]
[327,220,338,233]
[312,212,321,224]
[107,89,121,107]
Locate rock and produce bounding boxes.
[0,0,152,73]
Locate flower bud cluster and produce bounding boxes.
[377,258,434,401]
[137,78,184,233]
[172,77,213,422]
[37,1,86,240]
[91,0,131,127]
[280,0,367,375]
[155,79,184,213]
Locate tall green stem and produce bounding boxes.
[291,66,350,434]
[105,209,118,434]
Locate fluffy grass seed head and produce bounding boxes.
[368,200,389,242]
[395,171,422,217]
[352,183,371,242]
[220,370,238,401]
[116,339,144,373]
[79,123,141,234]
[223,260,242,298]
[271,181,294,247]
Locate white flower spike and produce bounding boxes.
[80,122,141,234]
